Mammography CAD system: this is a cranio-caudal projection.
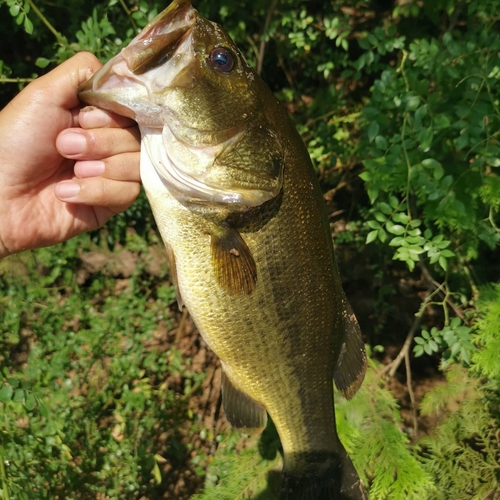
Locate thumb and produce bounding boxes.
[27,52,103,111]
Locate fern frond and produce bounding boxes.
[418,378,500,500]
[420,365,479,416]
[472,283,500,380]
[193,434,281,500]
[336,362,436,499]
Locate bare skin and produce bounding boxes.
[0,52,141,259]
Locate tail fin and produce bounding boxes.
[279,451,366,500]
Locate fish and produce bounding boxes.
[78,1,367,498]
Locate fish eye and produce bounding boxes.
[209,47,235,73]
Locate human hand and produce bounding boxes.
[0,52,141,260]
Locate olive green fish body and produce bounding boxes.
[145,104,341,447]
[79,2,367,498]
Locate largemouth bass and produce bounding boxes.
[78,1,367,498]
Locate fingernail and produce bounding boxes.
[75,160,105,178]
[55,181,81,199]
[58,132,86,155]
[80,107,111,128]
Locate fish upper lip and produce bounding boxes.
[78,0,197,96]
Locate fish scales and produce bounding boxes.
[78,1,367,498]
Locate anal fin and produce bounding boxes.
[221,369,267,432]
[210,226,257,295]
[334,298,367,400]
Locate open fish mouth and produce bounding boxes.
[78,0,198,123]
[78,0,283,208]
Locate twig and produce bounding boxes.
[257,0,279,75]
[118,0,131,16]
[0,78,36,83]
[404,346,418,436]
[27,0,63,44]
[462,262,480,302]
[379,313,422,379]
[277,51,295,91]
[324,181,348,202]
[447,0,465,33]
[246,34,260,64]
[420,260,468,324]
[119,0,138,33]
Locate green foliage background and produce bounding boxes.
[1,0,499,498]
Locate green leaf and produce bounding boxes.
[432,113,451,130]
[153,461,162,484]
[389,196,400,209]
[486,157,500,167]
[406,96,420,111]
[24,16,34,34]
[438,255,448,271]
[378,202,392,215]
[414,104,428,121]
[450,342,461,357]
[7,378,20,388]
[443,331,457,345]
[414,345,424,357]
[38,399,50,419]
[375,135,388,150]
[393,212,409,224]
[36,57,51,68]
[421,158,441,170]
[0,384,13,402]
[377,227,387,242]
[429,340,439,352]
[9,4,20,16]
[366,230,378,244]
[13,389,25,403]
[406,235,424,245]
[389,236,404,246]
[387,223,405,235]
[418,126,433,152]
[25,393,36,411]
[461,347,471,365]
[367,187,379,203]
[367,121,380,142]
[440,249,455,258]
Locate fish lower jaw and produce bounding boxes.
[141,129,276,208]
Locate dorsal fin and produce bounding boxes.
[334,298,367,400]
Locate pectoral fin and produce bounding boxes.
[333,299,367,400]
[221,369,267,432]
[210,226,257,295]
